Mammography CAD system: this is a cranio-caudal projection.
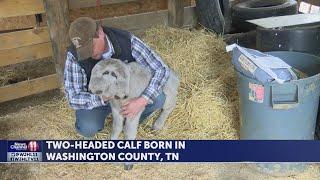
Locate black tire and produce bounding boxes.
[232,0,298,32]
[219,0,232,33]
[224,30,257,48]
[256,24,320,56]
[195,0,231,34]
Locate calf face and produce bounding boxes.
[89,58,129,99]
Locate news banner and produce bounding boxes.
[2,140,320,163]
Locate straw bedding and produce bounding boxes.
[8,27,238,139]
[0,26,239,140]
[0,26,240,178]
[137,26,239,139]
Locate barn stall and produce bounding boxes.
[0,0,319,179]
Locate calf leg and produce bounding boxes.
[110,109,124,140]
[124,164,134,170]
[124,112,141,140]
[123,112,141,171]
[153,95,177,131]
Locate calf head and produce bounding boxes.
[89,58,130,99]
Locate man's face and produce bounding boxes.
[92,27,107,60]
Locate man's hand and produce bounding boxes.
[121,97,148,119]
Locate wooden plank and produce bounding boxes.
[0,74,60,103]
[0,42,52,67]
[0,15,37,32]
[0,27,50,51]
[183,6,196,28]
[68,0,139,9]
[0,0,45,18]
[100,6,196,31]
[44,0,70,85]
[184,0,192,6]
[168,0,184,27]
[101,10,169,31]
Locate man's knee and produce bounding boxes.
[139,93,166,122]
[75,106,111,138]
[75,118,100,138]
[153,93,166,109]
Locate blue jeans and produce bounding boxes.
[75,93,165,138]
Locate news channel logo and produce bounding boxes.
[7,141,42,162]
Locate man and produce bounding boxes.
[64,17,169,138]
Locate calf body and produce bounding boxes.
[89,58,179,140]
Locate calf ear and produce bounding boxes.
[117,68,127,79]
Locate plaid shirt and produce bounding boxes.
[64,35,169,110]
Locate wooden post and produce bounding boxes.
[185,0,192,6]
[168,0,184,27]
[43,0,70,85]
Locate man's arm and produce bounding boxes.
[64,52,106,110]
[131,35,170,103]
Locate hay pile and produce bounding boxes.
[137,26,239,139]
[0,26,239,140]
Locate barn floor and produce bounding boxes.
[1,163,320,180]
[1,27,320,179]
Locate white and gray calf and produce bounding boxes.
[88,58,179,140]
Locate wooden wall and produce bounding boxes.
[0,0,196,103]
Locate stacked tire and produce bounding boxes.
[256,24,320,56]
[195,0,232,34]
[232,0,298,32]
